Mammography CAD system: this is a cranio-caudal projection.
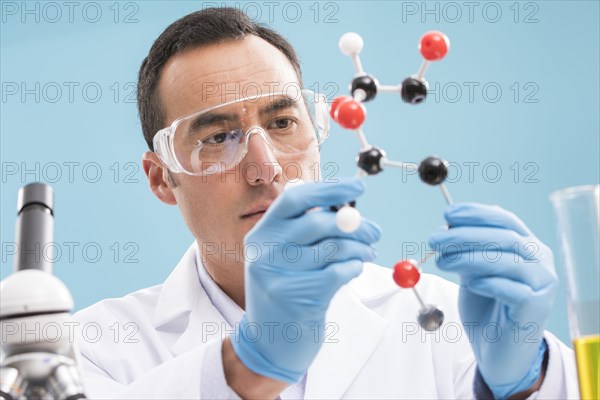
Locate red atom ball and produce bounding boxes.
[419,31,449,61]
[335,99,366,130]
[393,260,421,288]
[329,96,351,122]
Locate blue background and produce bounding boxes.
[1,1,599,345]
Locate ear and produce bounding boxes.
[142,152,177,205]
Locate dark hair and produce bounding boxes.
[137,7,303,150]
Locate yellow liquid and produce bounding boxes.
[573,335,600,400]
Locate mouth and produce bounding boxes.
[241,210,267,219]
[240,203,273,219]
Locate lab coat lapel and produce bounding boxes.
[152,244,389,395]
[304,285,389,399]
[169,290,228,357]
[152,243,228,357]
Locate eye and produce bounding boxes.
[268,117,296,131]
[206,132,228,144]
[203,130,241,145]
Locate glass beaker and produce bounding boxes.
[550,184,600,399]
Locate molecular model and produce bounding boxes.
[330,31,452,331]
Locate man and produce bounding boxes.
[73,7,578,399]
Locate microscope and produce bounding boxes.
[1,183,86,399]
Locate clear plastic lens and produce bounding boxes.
[160,90,327,176]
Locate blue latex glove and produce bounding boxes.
[232,178,381,383]
[428,203,557,399]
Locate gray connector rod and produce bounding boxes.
[13,183,54,273]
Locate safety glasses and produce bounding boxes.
[153,89,330,176]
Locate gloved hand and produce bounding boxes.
[232,178,381,383]
[428,203,557,399]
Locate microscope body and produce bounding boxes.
[0,184,86,399]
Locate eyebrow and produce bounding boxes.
[258,97,299,117]
[188,112,238,133]
[188,97,300,133]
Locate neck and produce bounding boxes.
[200,245,246,309]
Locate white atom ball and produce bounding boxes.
[339,32,364,56]
[336,205,361,233]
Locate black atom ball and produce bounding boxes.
[418,305,444,331]
[350,74,378,102]
[418,156,448,185]
[401,77,427,104]
[357,146,385,175]
[329,200,357,212]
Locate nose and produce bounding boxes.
[240,127,283,186]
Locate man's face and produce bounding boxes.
[147,35,320,267]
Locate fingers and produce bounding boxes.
[267,238,376,272]
[430,226,536,261]
[286,209,381,246]
[310,238,376,268]
[463,276,557,321]
[444,203,533,237]
[282,259,364,302]
[429,226,555,290]
[318,258,364,288]
[268,178,366,219]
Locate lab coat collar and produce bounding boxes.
[152,243,391,396]
[152,243,228,356]
[152,243,199,328]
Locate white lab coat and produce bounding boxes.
[73,243,579,399]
